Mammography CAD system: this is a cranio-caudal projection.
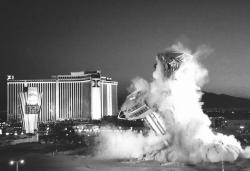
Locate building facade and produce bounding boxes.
[7,71,118,123]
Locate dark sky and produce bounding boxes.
[1,0,250,99]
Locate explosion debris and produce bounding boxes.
[97,43,248,164]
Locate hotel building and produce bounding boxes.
[7,71,118,123]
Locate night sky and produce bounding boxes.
[1,0,250,106]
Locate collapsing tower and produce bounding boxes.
[19,87,42,134]
[118,50,184,139]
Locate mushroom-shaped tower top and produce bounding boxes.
[155,50,184,77]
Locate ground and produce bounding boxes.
[0,143,250,171]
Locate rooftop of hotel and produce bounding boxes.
[7,70,116,83]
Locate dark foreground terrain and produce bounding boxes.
[0,143,250,171]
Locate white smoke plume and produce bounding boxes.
[96,43,249,164]
[95,127,163,159]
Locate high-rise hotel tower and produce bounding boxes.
[7,71,118,123]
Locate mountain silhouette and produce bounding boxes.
[201,92,250,109]
[118,90,250,110]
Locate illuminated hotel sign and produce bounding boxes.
[19,87,42,134]
[25,87,41,114]
[25,105,40,114]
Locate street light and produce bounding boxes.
[9,159,25,171]
[240,125,245,129]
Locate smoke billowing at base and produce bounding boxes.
[95,43,250,164]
